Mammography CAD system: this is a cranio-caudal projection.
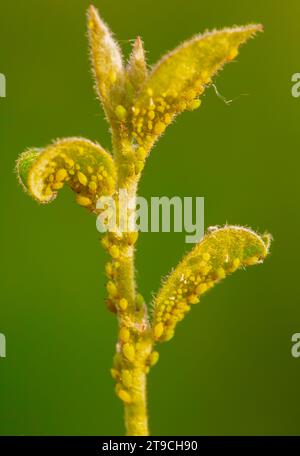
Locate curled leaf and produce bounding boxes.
[88,5,125,112]
[130,24,262,148]
[152,226,271,342]
[16,137,116,212]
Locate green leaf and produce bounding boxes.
[152,225,271,342]
[16,137,116,212]
[130,24,262,148]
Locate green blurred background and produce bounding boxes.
[0,0,299,436]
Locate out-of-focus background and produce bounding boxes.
[0,0,299,435]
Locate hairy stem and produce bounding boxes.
[113,242,151,435]
[104,147,152,435]
[124,367,149,435]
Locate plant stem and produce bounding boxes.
[124,367,149,435]
[106,157,152,435]
[113,222,152,435]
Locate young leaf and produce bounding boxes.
[127,37,148,95]
[16,137,116,212]
[88,5,125,113]
[130,24,262,148]
[152,226,271,342]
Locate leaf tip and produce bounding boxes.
[15,148,40,193]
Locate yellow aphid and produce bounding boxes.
[228,258,241,272]
[119,327,130,343]
[109,245,120,259]
[45,185,52,196]
[185,89,197,101]
[52,182,64,190]
[153,322,164,340]
[136,147,146,160]
[154,122,166,135]
[164,114,171,124]
[117,388,132,403]
[135,161,144,174]
[55,168,67,182]
[187,98,202,111]
[196,283,208,294]
[119,298,128,311]
[115,105,127,121]
[177,300,187,309]
[76,195,92,207]
[105,262,113,277]
[201,70,211,84]
[188,295,199,305]
[78,171,88,186]
[245,256,259,265]
[149,351,159,366]
[123,343,135,362]
[65,158,74,168]
[164,329,175,341]
[202,253,211,261]
[147,121,153,130]
[178,101,187,111]
[227,47,239,61]
[121,370,132,388]
[87,166,94,174]
[198,261,211,274]
[216,267,226,279]
[88,181,97,192]
[194,80,204,92]
[101,236,110,250]
[110,368,119,380]
[233,258,240,268]
[148,110,155,120]
[107,280,118,297]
